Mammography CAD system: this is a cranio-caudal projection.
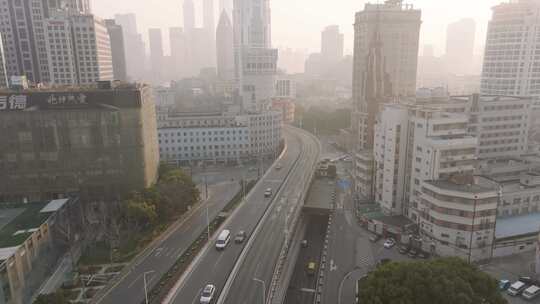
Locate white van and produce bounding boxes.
[215,229,231,250]
[522,285,540,300]
[508,281,528,296]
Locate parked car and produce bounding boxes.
[369,235,381,243]
[522,285,540,300]
[235,230,246,243]
[417,251,430,259]
[508,280,529,296]
[200,284,216,304]
[408,249,418,258]
[398,246,410,254]
[383,238,396,249]
[306,262,317,276]
[499,279,511,291]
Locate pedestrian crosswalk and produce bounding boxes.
[356,238,375,269]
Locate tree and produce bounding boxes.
[156,169,200,219]
[358,257,507,304]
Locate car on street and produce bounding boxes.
[200,284,216,304]
[301,240,308,248]
[398,246,410,254]
[264,188,272,197]
[369,234,381,243]
[235,230,246,243]
[499,279,511,291]
[215,229,231,250]
[306,262,317,276]
[417,251,430,259]
[248,167,257,172]
[522,285,540,300]
[275,163,282,170]
[383,238,396,249]
[508,280,529,296]
[408,249,418,258]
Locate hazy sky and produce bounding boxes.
[92,0,502,56]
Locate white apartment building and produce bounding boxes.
[481,0,540,98]
[408,108,477,222]
[374,104,410,215]
[157,110,282,163]
[419,177,498,262]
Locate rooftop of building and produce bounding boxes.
[450,94,531,102]
[0,198,70,249]
[304,178,336,212]
[425,175,497,195]
[0,81,146,93]
[495,212,540,239]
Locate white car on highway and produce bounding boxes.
[264,188,272,197]
[383,238,396,249]
[200,284,216,304]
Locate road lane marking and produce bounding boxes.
[300,288,316,293]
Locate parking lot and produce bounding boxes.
[480,251,539,303]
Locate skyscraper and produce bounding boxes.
[203,0,216,66]
[105,19,127,81]
[352,0,421,150]
[233,0,278,110]
[321,25,344,66]
[183,0,195,31]
[446,18,476,75]
[481,0,540,98]
[219,0,233,18]
[114,13,146,81]
[149,28,164,83]
[170,27,187,79]
[216,11,234,80]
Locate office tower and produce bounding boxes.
[43,16,78,85]
[170,27,187,79]
[203,0,217,66]
[0,83,159,202]
[0,1,51,83]
[105,19,128,81]
[115,13,146,81]
[149,28,164,83]
[0,34,9,88]
[481,0,540,98]
[233,0,278,110]
[321,25,344,66]
[219,0,233,18]
[71,15,113,84]
[184,0,195,31]
[352,0,421,150]
[114,13,137,35]
[446,18,476,75]
[216,11,234,80]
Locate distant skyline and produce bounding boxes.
[92,0,502,56]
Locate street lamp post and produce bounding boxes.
[143,270,155,304]
[253,278,266,304]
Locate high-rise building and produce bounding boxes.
[115,13,146,81]
[219,0,233,18]
[72,15,113,84]
[170,27,187,80]
[0,33,7,88]
[203,0,216,67]
[321,25,344,66]
[149,28,164,83]
[233,0,278,110]
[446,18,476,75]
[0,83,159,203]
[105,19,128,81]
[216,11,234,80]
[43,16,78,85]
[183,0,195,31]
[352,0,422,150]
[481,0,540,98]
